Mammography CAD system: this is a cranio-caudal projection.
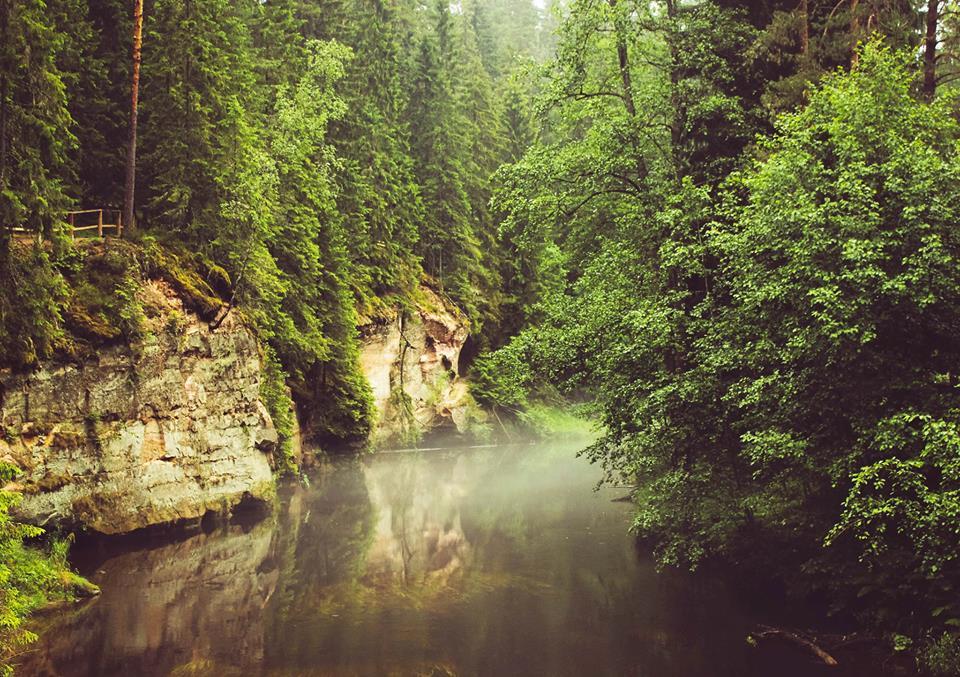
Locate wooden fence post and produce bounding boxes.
[69,212,75,240]
[98,209,103,238]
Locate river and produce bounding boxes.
[21,441,883,676]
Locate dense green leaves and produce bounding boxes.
[0,463,92,676]
[479,0,960,657]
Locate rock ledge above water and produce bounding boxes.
[0,280,276,534]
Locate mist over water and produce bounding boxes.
[22,442,863,676]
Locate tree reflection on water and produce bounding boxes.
[23,443,785,677]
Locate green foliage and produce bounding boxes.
[516,403,593,440]
[0,244,68,368]
[0,463,93,674]
[920,633,960,676]
[470,335,535,409]
[140,240,224,320]
[707,47,960,623]
[63,241,148,345]
[256,37,374,445]
[471,0,554,79]
[259,347,297,473]
[139,0,261,234]
[484,1,960,643]
[0,0,74,240]
[303,0,425,309]
[409,2,484,323]
[48,0,124,207]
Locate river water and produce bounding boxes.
[22,441,877,676]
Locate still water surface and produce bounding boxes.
[24,442,863,676]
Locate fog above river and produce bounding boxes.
[22,442,864,677]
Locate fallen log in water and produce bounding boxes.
[748,624,839,666]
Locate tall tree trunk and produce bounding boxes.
[123,0,143,234]
[850,0,860,67]
[608,0,636,118]
[923,0,939,100]
[0,0,9,246]
[608,0,646,181]
[799,0,809,55]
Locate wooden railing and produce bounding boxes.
[10,208,123,241]
[66,209,123,238]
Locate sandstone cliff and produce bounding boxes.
[0,280,276,534]
[359,286,484,446]
[0,277,482,534]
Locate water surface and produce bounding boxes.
[23,442,869,676]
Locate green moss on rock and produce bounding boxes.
[142,245,223,320]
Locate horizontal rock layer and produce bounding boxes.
[0,281,275,534]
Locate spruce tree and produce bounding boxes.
[139,0,262,235]
[449,3,508,329]
[0,0,74,241]
[309,0,424,311]
[408,2,479,318]
[266,39,372,442]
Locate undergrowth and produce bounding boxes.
[0,464,96,675]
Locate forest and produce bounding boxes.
[2,0,960,674]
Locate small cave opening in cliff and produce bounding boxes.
[458,334,479,376]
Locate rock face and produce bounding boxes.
[358,286,483,445]
[0,280,276,534]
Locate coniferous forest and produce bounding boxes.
[3,0,960,674]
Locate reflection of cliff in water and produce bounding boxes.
[363,453,473,589]
[262,452,482,675]
[20,515,278,676]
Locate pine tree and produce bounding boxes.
[265,39,373,442]
[59,0,133,207]
[408,2,480,318]
[469,0,549,80]
[301,0,424,311]
[501,70,537,164]
[47,0,115,206]
[449,4,508,329]
[253,0,308,91]
[0,0,73,366]
[138,0,262,235]
[0,0,74,241]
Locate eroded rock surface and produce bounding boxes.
[0,281,275,534]
[359,286,484,445]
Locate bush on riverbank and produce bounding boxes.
[0,463,96,675]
